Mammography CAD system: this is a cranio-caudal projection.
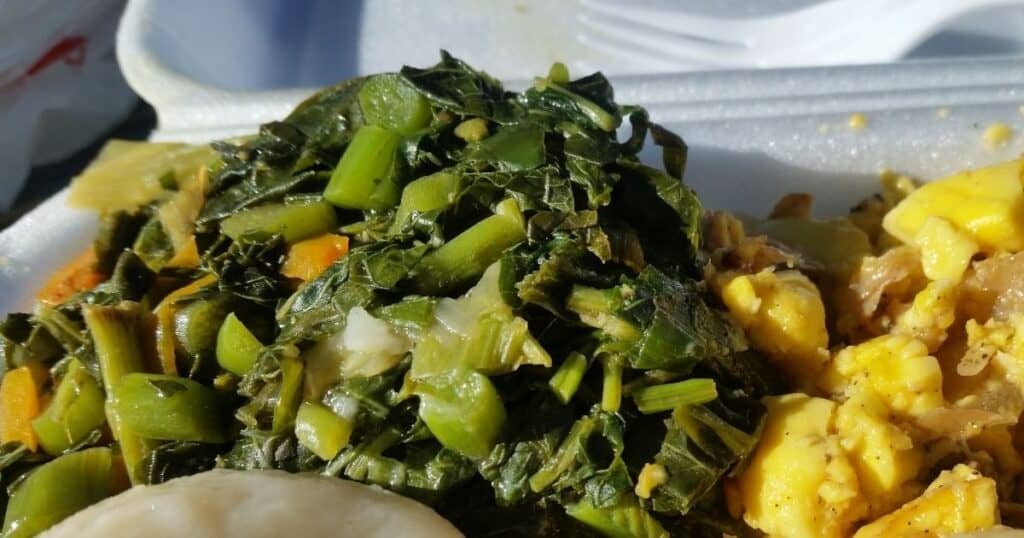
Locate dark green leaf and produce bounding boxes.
[464,123,546,171]
[520,73,621,132]
[516,237,617,318]
[650,392,765,516]
[94,211,146,274]
[7,53,775,535]
[621,268,744,372]
[203,234,287,305]
[650,123,687,181]
[285,76,366,165]
[479,394,573,505]
[400,50,516,121]
[455,164,574,214]
[617,162,702,255]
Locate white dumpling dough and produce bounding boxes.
[42,469,463,538]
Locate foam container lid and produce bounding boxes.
[3,0,1024,314]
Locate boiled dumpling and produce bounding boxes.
[43,470,462,538]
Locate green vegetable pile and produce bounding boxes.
[0,53,779,537]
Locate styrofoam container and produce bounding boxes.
[4,0,1024,316]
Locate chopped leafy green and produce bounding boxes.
[400,50,512,120]
[632,379,718,415]
[2,52,773,537]
[566,495,668,538]
[412,369,507,459]
[2,448,117,537]
[649,393,765,517]
[94,211,146,274]
[464,123,546,171]
[549,352,589,405]
[568,267,745,374]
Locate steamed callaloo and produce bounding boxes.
[1,53,771,537]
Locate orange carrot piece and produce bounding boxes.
[165,236,200,268]
[152,275,217,375]
[37,249,106,305]
[0,366,45,451]
[281,234,349,281]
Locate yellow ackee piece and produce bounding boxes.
[822,335,944,419]
[949,316,1024,417]
[835,393,922,518]
[730,394,866,538]
[967,313,1024,360]
[634,463,668,499]
[720,269,828,388]
[893,280,959,352]
[853,464,998,538]
[912,216,979,282]
[882,158,1024,253]
[165,235,200,268]
[969,425,1024,477]
[955,314,1024,394]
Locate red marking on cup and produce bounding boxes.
[26,36,88,76]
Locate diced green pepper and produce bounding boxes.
[358,73,432,134]
[110,373,225,443]
[390,172,460,233]
[413,198,526,294]
[566,285,641,342]
[82,302,154,485]
[2,447,116,537]
[220,200,338,243]
[173,291,234,375]
[272,353,304,434]
[632,378,717,415]
[84,303,145,388]
[415,370,506,460]
[324,125,403,211]
[601,356,624,413]
[32,361,107,455]
[549,352,588,405]
[215,313,262,375]
[173,292,235,364]
[295,401,354,460]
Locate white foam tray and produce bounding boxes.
[4,0,1024,316]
